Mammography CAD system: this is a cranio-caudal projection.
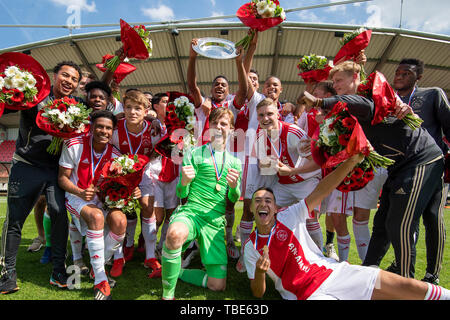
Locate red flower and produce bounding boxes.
[167,111,178,122]
[108,190,120,202]
[353,167,364,179]
[167,103,176,113]
[57,103,67,113]
[338,133,351,146]
[363,169,374,181]
[133,161,144,172]
[342,117,356,129]
[10,89,24,103]
[118,187,129,199]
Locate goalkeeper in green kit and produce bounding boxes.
[161,107,242,300]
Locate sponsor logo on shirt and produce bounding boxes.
[288,243,310,273]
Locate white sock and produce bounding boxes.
[142,217,157,260]
[337,234,351,262]
[424,283,450,300]
[306,219,323,250]
[104,231,125,265]
[158,220,170,250]
[113,243,124,260]
[225,208,235,243]
[86,229,107,285]
[239,220,254,251]
[125,218,137,247]
[353,219,370,262]
[69,223,83,261]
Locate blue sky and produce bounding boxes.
[0,0,449,50]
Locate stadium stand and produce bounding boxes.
[0,140,15,163]
[0,140,14,194]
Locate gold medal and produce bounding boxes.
[215,184,221,192]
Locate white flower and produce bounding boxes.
[4,77,14,89]
[4,66,19,78]
[280,10,286,20]
[67,105,80,115]
[0,77,4,90]
[25,75,36,89]
[179,96,189,104]
[13,79,26,92]
[187,115,196,125]
[186,122,194,131]
[76,123,85,134]
[321,118,337,146]
[256,1,268,16]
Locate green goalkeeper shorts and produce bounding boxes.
[169,204,227,279]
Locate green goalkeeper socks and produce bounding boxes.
[161,244,182,300]
[179,268,208,288]
[43,211,51,247]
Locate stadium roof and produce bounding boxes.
[0,21,449,128]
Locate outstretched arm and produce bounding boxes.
[305,153,364,212]
[186,38,203,108]
[234,47,248,108]
[243,31,258,101]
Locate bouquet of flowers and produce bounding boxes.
[97,180,140,216]
[104,19,153,72]
[36,97,91,155]
[334,27,372,80]
[311,101,395,192]
[154,93,197,159]
[235,0,286,50]
[96,54,136,100]
[297,54,333,84]
[0,52,51,113]
[98,154,149,216]
[357,71,423,130]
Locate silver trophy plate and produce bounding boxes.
[193,37,238,59]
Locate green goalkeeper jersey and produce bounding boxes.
[176,143,242,214]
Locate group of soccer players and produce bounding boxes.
[0,29,449,301]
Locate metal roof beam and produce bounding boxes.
[270,27,284,76]
[169,31,187,93]
[70,40,99,80]
[370,34,400,74]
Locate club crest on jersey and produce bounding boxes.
[276,229,288,242]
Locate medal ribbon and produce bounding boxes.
[254,222,277,252]
[208,143,226,182]
[90,136,107,183]
[124,120,147,155]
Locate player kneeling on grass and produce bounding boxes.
[243,153,450,300]
[161,107,242,300]
[58,110,140,300]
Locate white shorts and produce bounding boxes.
[273,177,320,208]
[139,163,155,198]
[65,193,108,236]
[320,189,354,216]
[354,167,388,210]
[153,178,180,209]
[244,161,277,200]
[308,262,380,300]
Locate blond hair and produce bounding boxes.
[329,60,361,79]
[209,107,235,129]
[123,90,149,109]
[256,97,277,111]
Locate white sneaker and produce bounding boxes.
[73,259,89,275]
[325,243,339,262]
[27,236,45,252]
[235,226,241,242]
[181,242,198,268]
[235,256,246,273]
[226,241,240,259]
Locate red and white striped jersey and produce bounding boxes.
[243,200,341,300]
[111,118,158,158]
[254,121,320,184]
[59,135,122,189]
